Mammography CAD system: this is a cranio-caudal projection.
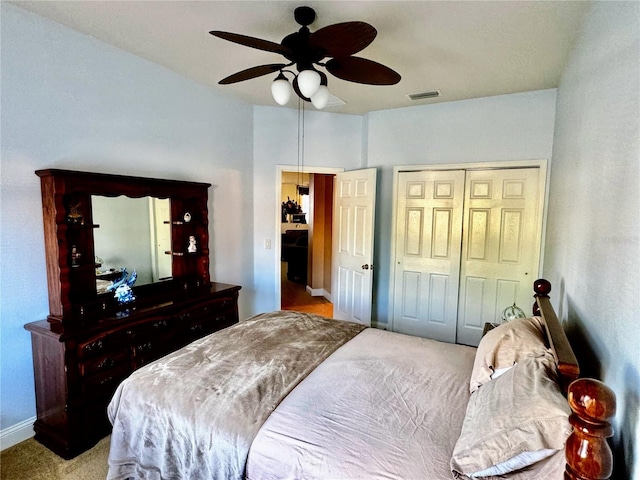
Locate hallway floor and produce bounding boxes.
[281,264,333,318]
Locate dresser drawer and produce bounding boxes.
[78,351,129,378]
[174,296,235,323]
[77,332,125,360]
[79,364,129,398]
[131,332,176,369]
[124,316,173,341]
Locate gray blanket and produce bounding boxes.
[107,311,365,480]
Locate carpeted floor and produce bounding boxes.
[0,435,110,480]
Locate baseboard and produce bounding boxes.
[305,286,332,302]
[0,416,35,451]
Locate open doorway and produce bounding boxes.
[279,170,335,318]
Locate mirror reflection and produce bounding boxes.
[92,195,172,294]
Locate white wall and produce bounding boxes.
[251,106,363,314]
[0,3,254,437]
[544,2,640,478]
[365,89,558,327]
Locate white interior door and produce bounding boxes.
[391,170,465,341]
[332,168,377,325]
[456,168,542,346]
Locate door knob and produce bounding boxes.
[362,264,369,270]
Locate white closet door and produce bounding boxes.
[456,168,542,346]
[392,170,465,342]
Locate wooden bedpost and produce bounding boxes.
[530,280,616,479]
[565,378,617,480]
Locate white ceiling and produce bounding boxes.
[10,1,591,115]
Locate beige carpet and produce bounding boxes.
[0,436,110,480]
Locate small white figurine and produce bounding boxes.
[187,235,197,253]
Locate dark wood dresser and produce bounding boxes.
[25,283,240,459]
[26,169,241,458]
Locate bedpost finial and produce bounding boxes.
[533,278,551,297]
[568,378,616,425]
[565,378,616,480]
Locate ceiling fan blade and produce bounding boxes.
[219,64,286,84]
[309,22,377,58]
[326,57,401,85]
[210,31,292,56]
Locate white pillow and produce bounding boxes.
[469,316,552,393]
[469,449,557,477]
[451,351,571,478]
[489,365,514,380]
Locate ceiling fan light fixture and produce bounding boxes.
[211,7,401,106]
[311,85,330,110]
[297,69,321,98]
[271,72,291,105]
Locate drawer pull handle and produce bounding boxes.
[100,376,114,386]
[85,340,104,352]
[153,320,168,329]
[190,324,203,332]
[136,342,153,352]
[97,358,115,370]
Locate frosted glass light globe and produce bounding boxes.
[297,70,321,98]
[311,85,330,110]
[271,77,291,105]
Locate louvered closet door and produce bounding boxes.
[392,170,465,342]
[456,168,541,346]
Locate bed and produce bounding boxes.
[106,280,616,480]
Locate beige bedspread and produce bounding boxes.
[247,328,478,480]
[106,311,365,480]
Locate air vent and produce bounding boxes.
[407,90,442,101]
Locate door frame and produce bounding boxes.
[387,159,549,332]
[275,165,344,308]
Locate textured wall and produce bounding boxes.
[544,2,640,478]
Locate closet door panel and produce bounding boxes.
[456,168,541,346]
[392,170,465,342]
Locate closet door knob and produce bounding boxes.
[362,264,370,270]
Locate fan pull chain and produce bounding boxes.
[297,96,301,187]
[297,96,306,188]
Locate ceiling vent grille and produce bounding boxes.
[407,90,442,101]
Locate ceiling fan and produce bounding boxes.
[209,6,401,109]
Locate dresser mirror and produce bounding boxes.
[92,195,172,294]
[36,169,212,324]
